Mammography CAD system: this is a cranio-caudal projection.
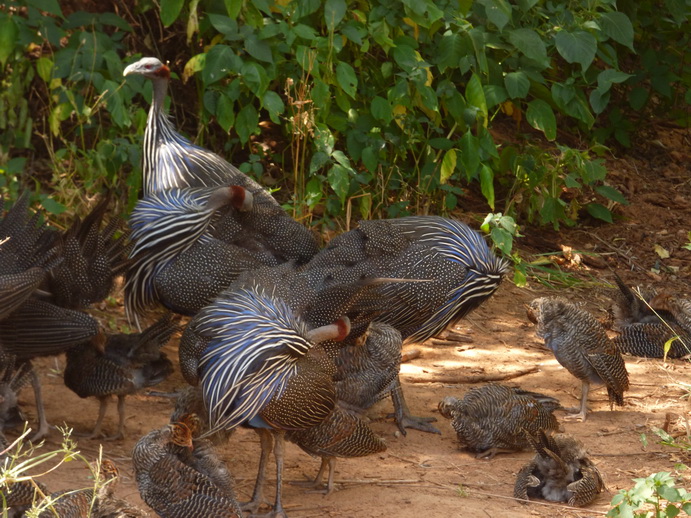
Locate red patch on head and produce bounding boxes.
[229,185,247,209]
[155,64,171,80]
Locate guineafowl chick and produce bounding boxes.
[514,431,604,507]
[132,421,241,518]
[528,296,629,421]
[64,314,176,440]
[438,384,561,459]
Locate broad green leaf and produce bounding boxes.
[599,12,634,50]
[216,94,235,133]
[309,151,330,174]
[459,130,480,179]
[597,69,633,88]
[336,61,357,98]
[479,0,512,31]
[240,61,269,97]
[203,44,236,86]
[507,29,548,68]
[581,159,607,183]
[484,84,508,108]
[586,202,613,223]
[589,86,610,115]
[41,197,67,215]
[465,73,487,125]
[595,185,627,204]
[235,104,259,144]
[327,164,351,206]
[371,96,393,124]
[437,33,462,72]
[440,149,457,184]
[554,30,597,70]
[26,0,63,17]
[479,164,495,209]
[224,0,242,19]
[160,0,185,27]
[526,99,556,140]
[208,13,238,37]
[490,227,512,255]
[35,57,53,83]
[629,86,649,111]
[293,24,317,41]
[262,91,284,124]
[324,0,346,32]
[361,146,378,173]
[295,0,321,19]
[504,71,530,99]
[305,177,323,208]
[0,15,17,67]
[392,44,420,73]
[245,33,273,63]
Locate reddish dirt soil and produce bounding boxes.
[8,125,691,517]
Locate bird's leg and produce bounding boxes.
[324,457,337,495]
[271,430,287,518]
[104,395,126,441]
[475,447,514,460]
[29,368,49,442]
[292,456,337,495]
[563,381,590,421]
[242,428,273,514]
[75,397,109,439]
[390,377,440,435]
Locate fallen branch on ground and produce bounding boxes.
[405,366,539,384]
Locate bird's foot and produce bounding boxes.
[247,508,287,518]
[29,422,53,443]
[390,413,440,435]
[563,411,588,422]
[289,477,334,495]
[241,499,271,515]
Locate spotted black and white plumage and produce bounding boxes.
[514,431,604,507]
[123,57,319,266]
[608,276,690,358]
[438,384,561,458]
[64,314,177,440]
[133,422,241,518]
[528,297,630,421]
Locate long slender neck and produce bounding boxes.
[142,73,170,197]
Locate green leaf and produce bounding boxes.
[327,164,351,206]
[208,13,238,37]
[203,45,236,86]
[490,227,513,255]
[554,30,597,70]
[437,33,462,72]
[459,130,480,180]
[599,12,635,51]
[35,57,53,83]
[26,0,63,17]
[40,196,67,215]
[629,86,649,111]
[465,73,487,125]
[507,29,548,68]
[336,61,357,98]
[440,149,457,184]
[479,0,512,31]
[262,91,284,124]
[216,93,235,133]
[235,104,259,144]
[245,33,273,63]
[479,164,495,209]
[597,69,633,88]
[526,99,556,140]
[371,96,393,124]
[0,14,17,67]
[324,0,346,32]
[595,185,628,204]
[361,146,378,173]
[224,0,242,19]
[581,160,607,183]
[160,0,185,27]
[504,71,530,99]
[586,202,613,223]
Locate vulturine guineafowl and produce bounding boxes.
[63,314,177,440]
[125,185,266,320]
[122,57,318,265]
[180,281,351,517]
[438,384,561,459]
[306,216,510,433]
[514,431,604,507]
[0,194,128,439]
[132,420,241,518]
[528,297,630,421]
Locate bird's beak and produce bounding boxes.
[123,63,136,77]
